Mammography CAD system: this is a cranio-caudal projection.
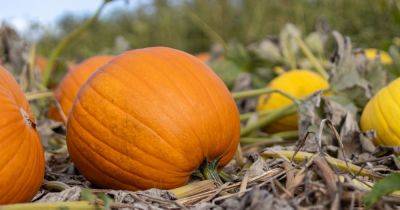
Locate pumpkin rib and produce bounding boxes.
[14,132,42,202]
[361,103,383,145]
[0,88,16,103]
[109,59,205,163]
[0,102,19,112]
[0,122,25,149]
[69,106,190,176]
[71,132,185,190]
[78,81,193,170]
[159,53,227,159]
[84,77,193,169]
[376,92,400,144]
[2,128,34,202]
[387,85,400,111]
[100,66,205,164]
[67,137,140,190]
[0,83,16,100]
[152,53,222,159]
[68,122,186,186]
[383,89,400,136]
[0,86,23,107]
[135,55,207,161]
[374,95,400,145]
[58,83,77,104]
[0,124,28,174]
[0,116,21,132]
[219,130,239,165]
[69,70,88,90]
[0,128,31,203]
[70,114,190,179]
[167,54,227,154]
[52,55,114,122]
[159,50,238,159]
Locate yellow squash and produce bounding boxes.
[360,78,400,146]
[364,48,393,65]
[257,70,329,132]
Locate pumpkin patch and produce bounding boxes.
[3,2,400,208]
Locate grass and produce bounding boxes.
[36,0,400,62]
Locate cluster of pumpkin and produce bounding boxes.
[0,47,397,205]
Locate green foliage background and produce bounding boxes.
[36,0,400,61]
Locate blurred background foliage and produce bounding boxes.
[36,0,400,62]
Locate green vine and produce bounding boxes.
[42,0,115,87]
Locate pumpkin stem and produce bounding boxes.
[20,107,36,129]
[200,158,223,185]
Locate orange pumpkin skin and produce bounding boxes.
[49,56,114,121]
[67,47,240,190]
[0,66,45,204]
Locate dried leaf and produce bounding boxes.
[36,186,82,202]
[249,39,282,62]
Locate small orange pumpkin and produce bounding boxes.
[49,55,113,121]
[0,66,45,204]
[34,56,48,73]
[196,52,211,62]
[67,47,240,190]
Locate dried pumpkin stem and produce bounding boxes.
[240,109,271,121]
[232,88,299,103]
[201,159,223,185]
[236,87,300,122]
[0,201,96,210]
[42,0,114,87]
[169,180,217,199]
[262,150,379,179]
[43,180,70,192]
[25,91,54,101]
[240,130,298,144]
[240,103,297,137]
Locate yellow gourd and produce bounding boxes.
[257,70,329,132]
[360,78,400,146]
[364,48,393,65]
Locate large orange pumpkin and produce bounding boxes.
[0,66,45,204]
[67,47,240,190]
[49,55,113,121]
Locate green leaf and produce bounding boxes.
[98,193,113,209]
[363,173,400,208]
[80,188,97,203]
[210,59,242,88]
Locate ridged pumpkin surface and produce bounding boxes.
[67,47,240,190]
[361,78,400,146]
[364,48,393,65]
[50,55,113,121]
[257,70,329,132]
[0,66,45,204]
